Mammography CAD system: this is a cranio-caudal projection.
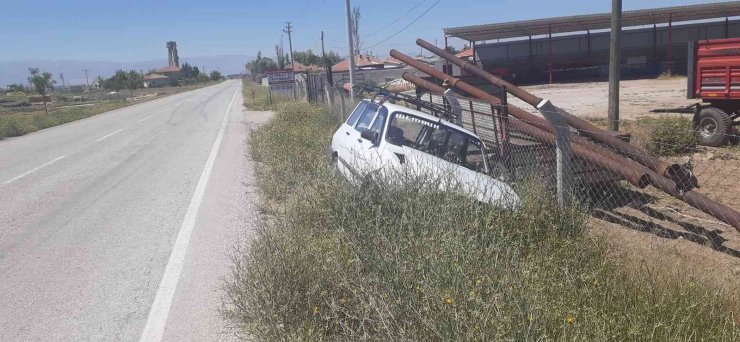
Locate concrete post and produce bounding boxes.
[537,99,572,206]
[608,0,622,132]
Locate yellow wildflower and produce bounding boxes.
[444,297,454,305]
[566,315,575,325]
[313,306,320,314]
[475,278,482,285]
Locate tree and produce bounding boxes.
[28,68,55,114]
[275,45,286,69]
[7,83,27,93]
[125,70,143,94]
[246,53,278,78]
[351,7,361,55]
[209,70,222,81]
[445,46,461,55]
[101,69,143,98]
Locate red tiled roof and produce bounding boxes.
[456,48,474,58]
[332,55,388,72]
[290,61,309,71]
[144,73,169,80]
[157,66,181,73]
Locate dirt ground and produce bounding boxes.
[508,77,740,306]
[510,77,696,119]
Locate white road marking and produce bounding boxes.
[2,156,66,185]
[139,88,239,342]
[95,128,125,142]
[137,115,152,123]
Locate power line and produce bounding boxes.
[362,0,429,40]
[363,0,442,51]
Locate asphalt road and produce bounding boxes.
[0,80,271,341]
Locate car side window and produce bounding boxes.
[354,104,378,132]
[368,108,388,140]
[346,101,368,126]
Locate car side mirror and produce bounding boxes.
[361,128,378,143]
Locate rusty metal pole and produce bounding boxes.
[608,0,622,132]
[414,38,688,182]
[402,71,740,231]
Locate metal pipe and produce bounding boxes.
[402,69,740,231]
[401,72,650,189]
[414,38,687,183]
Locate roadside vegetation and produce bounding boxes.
[586,115,704,156]
[0,67,222,140]
[222,97,739,340]
[241,80,291,111]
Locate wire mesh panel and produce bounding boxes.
[324,83,739,255]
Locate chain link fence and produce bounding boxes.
[321,83,740,257]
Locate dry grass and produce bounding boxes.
[221,99,739,340]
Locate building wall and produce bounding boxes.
[475,19,740,84]
[332,68,408,85]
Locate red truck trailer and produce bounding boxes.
[684,38,740,146]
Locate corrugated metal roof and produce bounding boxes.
[444,1,740,41]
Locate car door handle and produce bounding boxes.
[357,139,363,143]
[345,132,350,136]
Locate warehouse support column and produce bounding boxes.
[608,0,622,132]
[726,17,729,38]
[548,25,553,84]
[668,14,673,76]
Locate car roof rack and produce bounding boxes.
[353,83,458,123]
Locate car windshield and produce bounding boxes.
[385,112,486,172]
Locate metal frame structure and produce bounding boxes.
[443,1,740,81]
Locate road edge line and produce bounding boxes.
[138,87,240,342]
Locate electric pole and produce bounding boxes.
[283,22,295,70]
[59,73,66,88]
[608,0,622,131]
[345,0,357,100]
[321,31,333,84]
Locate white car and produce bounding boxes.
[330,99,519,207]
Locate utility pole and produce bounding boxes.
[59,73,66,89]
[283,22,295,70]
[608,0,622,131]
[83,69,90,89]
[321,31,333,84]
[345,0,357,100]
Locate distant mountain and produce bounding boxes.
[0,54,253,87]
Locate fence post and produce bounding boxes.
[537,99,572,207]
[339,89,346,123]
[252,90,255,106]
[269,89,273,106]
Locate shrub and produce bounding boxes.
[642,116,701,156]
[222,101,740,341]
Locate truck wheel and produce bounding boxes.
[697,107,732,147]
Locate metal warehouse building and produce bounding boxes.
[443,1,740,84]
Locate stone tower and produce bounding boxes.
[166,41,180,68]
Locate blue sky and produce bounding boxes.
[0,0,723,62]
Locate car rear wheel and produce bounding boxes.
[697,106,732,147]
